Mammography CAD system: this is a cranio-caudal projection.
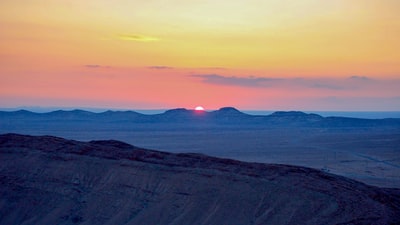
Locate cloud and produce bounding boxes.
[194,74,347,89]
[84,65,111,69]
[288,78,344,90]
[190,74,400,94]
[192,74,281,87]
[147,66,174,70]
[349,75,371,81]
[85,64,101,68]
[118,34,160,42]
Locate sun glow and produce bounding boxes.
[195,106,204,111]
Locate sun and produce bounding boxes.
[195,106,204,111]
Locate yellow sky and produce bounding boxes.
[0,0,399,109]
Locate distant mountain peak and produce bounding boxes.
[13,109,35,114]
[267,111,324,124]
[164,108,190,114]
[218,107,240,112]
[270,111,307,116]
[270,111,322,117]
[214,107,247,114]
[208,107,250,122]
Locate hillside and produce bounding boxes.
[1,134,399,225]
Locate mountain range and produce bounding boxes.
[1,107,400,128]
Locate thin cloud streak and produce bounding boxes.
[118,34,160,42]
[349,75,371,81]
[192,74,282,87]
[85,65,101,68]
[147,66,174,70]
[192,74,399,91]
[197,67,227,70]
[84,65,111,69]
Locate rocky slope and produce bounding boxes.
[1,133,399,225]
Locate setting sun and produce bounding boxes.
[195,106,204,111]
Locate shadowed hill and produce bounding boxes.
[1,133,399,225]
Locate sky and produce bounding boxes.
[0,0,399,111]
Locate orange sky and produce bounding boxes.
[1,0,399,110]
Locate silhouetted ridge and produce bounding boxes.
[89,140,134,149]
[0,109,37,117]
[0,133,146,160]
[213,107,247,115]
[1,108,399,128]
[267,111,324,124]
[14,109,35,114]
[1,133,399,224]
[48,109,94,116]
[270,111,322,118]
[163,108,190,114]
[100,110,143,116]
[207,107,252,123]
[97,110,148,122]
[271,111,306,116]
[217,107,241,112]
[155,108,200,122]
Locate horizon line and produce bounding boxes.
[1,106,400,112]
[1,106,400,119]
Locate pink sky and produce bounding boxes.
[1,1,399,110]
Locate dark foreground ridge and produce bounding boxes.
[1,133,399,225]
